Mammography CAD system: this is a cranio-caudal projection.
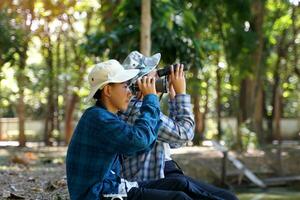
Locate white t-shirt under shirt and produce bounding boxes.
[163,143,172,161]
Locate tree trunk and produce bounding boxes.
[192,92,202,145]
[55,32,61,145]
[191,64,202,145]
[17,83,26,147]
[63,36,70,143]
[250,0,265,146]
[0,60,3,140]
[202,81,209,134]
[44,34,55,146]
[237,78,253,150]
[273,88,282,141]
[271,29,287,141]
[17,51,28,147]
[64,12,93,145]
[263,89,273,143]
[65,93,79,144]
[253,84,264,144]
[64,58,87,145]
[216,67,222,141]
[274,86,283,175]
[191,70,209,145]
[140,0,151,56]
[271,58,281,141]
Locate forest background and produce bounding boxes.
[0,0,299,152]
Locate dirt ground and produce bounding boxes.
[0,146,68,200]
[1,143,300,199]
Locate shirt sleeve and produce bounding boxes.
[168,97,176,120]
[157,94,195,147]
[90,94,161,155]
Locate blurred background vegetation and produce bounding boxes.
[0,0,299,151]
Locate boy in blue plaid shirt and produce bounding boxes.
[66,59,207,200]
[120,51,238,200]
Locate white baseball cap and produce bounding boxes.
[86,59,139,101]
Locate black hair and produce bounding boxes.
[93,89,104,107]
[93,83,116,108]
[93,89,102,100]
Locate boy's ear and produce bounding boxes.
[103,85,111,97]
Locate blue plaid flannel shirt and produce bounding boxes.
[66,94,161,200]
[119,94,195,181]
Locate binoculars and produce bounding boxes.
[156,64,188,77]
[129,77,168,95]
[129,64,188,95]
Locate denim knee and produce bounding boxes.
[168,176,189,188]
[173,191,192,200]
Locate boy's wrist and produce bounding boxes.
[143,94,159,103]
[173,87,186,94]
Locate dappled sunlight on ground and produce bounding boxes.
[0,145,300,199]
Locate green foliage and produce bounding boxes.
[0,9,24,64]
[0,0,299,147]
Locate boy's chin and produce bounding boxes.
[119,108,125,112]
[119,104,129,112]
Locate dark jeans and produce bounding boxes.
[128,177,193,200]
[164,160,239,200]
[128,175,230,200]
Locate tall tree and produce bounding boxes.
[140,0,151,55]
[250,0,265,145]
[65,9,94,144]
[43,25,55,145]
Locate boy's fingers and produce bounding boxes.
[151,77,156,85]
[175,64,180,77]
[137,78,141,85]
[180,64,184,77]
[146,77,151,85]
[170,65,174,72]
[170,65,174,78]
[142,76,147,85]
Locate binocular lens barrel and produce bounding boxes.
[157,64,188,77]
[129,64,188,95]
[130,78,168,94]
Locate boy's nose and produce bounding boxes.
[127,88,132,97]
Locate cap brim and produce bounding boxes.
[112,69,139,83]
[85,83,107,102]
[145,53,161,67]
[85,69,139,102]
[137,53,161,78]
